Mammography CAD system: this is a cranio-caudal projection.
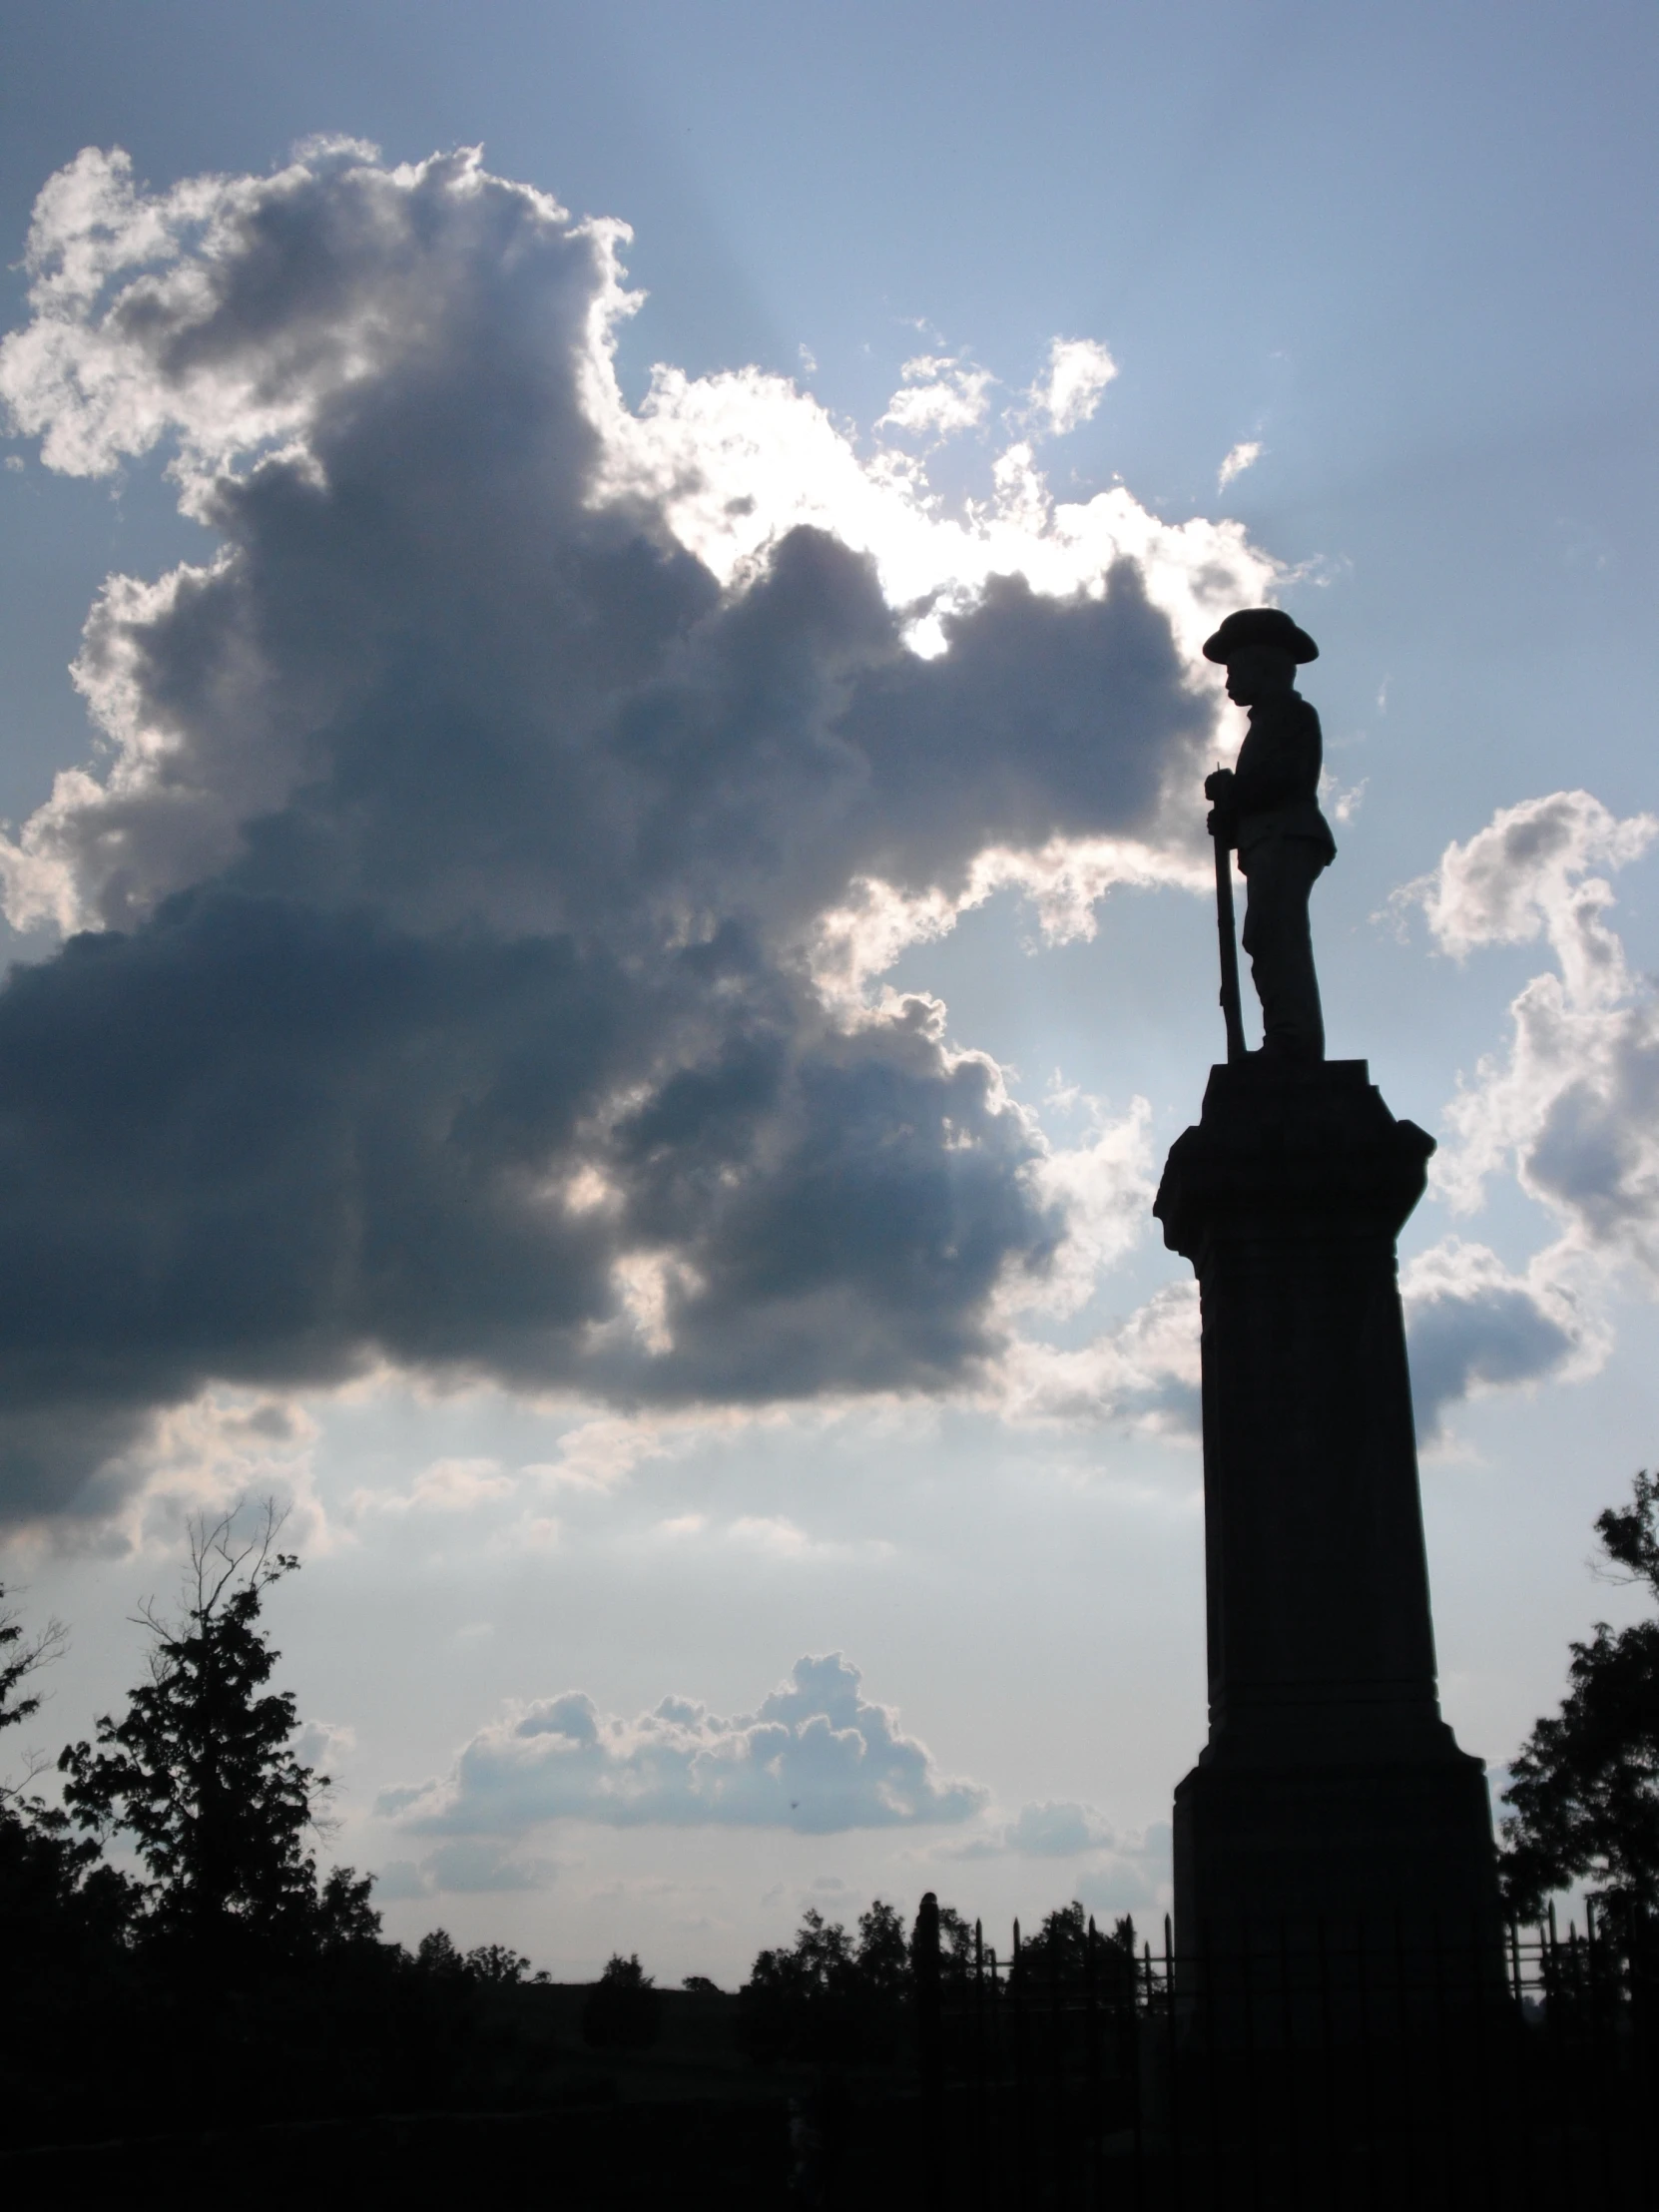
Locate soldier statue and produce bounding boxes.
[1202,608,1335,1064]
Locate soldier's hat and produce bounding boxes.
[1201,608,1319,665]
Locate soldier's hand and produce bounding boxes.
[1204,768,1235,802]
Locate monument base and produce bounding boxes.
[1155,1058,1504,2030]
[1173,1744,1499,1952]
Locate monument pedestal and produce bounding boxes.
[1155,1060,1500,1975]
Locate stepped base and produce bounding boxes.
[1174,1745,1499,1951]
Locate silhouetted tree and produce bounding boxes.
[0,1582,136,1973]
[582,1951,662,2048]
[739,1896,969,2065]
[1010,1902,1139,2000]
[58,1507,378,1971]
[927,1900,978,1985]
[465,1939,542,1985]
[1,1579,66,1745]
[739,1907,861,2064]
[1501,1469,1659,1920]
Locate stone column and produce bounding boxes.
[1154,1059,1500,1963]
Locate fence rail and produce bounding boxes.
[902,1898,1658,2212]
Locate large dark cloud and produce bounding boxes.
[0,146,1223,1520]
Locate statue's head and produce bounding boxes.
[1201,608,1318,708]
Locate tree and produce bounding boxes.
[582,1951,662,2049]
[1010,1902,1139,2001]
[0,1581,136,1971]
[1,1579,67,1749]
[414,1930,543,1986]
[738,1897,962,2066]
[1500,1469,1659,1920]
[59,1506,378,1968]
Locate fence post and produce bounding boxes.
[1317,1916,1339,2208]
[1391,1908,1416,2205]
[1014,1919,1031,2212]
[1049,1937,1067,2206]
[915,1890,943,2212]
[1277,1919,1304,2212]
[973,1918,988,2212]
[1085,1915,1103,2210]
[1165,1915,1184,2212]
[1133,1938,1149,2212]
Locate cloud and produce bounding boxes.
[1027,339,1117,438]
[1407,794,1659,1265]
[941,1805,1171,1908]
[1386,792,1659,1431]
[351,1457,516,1518]
[373,1839,551,1898]
[991,1279,1202,1431]
[0,144,1272,1524]
[1396,790,1656,968]
[1005,1800,1115,1856]
[293,1716,356,1771]
[876,352,995,438]
[1401,1237,1588,1440]
[1217,440,1262,490]
[377,1652,987,1836]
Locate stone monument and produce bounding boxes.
[1155,611,1501,1977]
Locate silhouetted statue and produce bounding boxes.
[1202,608,1334,1063]
[1157,615,1504,2028]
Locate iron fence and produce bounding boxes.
[905,1897,1658,2211]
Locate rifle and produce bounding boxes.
[1211,795,1248,1063]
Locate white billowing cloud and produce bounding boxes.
[876,351,995,438]
[1400,790,1656,973]
[1217,440,1262,490]
[1412,793,1659,1257]
[1005,1096,1158,1323]
[1387,792,1659,1431]
[1319,766,1368,828]
[1027,338,1117,437]
[378,1653,987,1836]
[0,141,1276,1525]
[293,1716,356,1772]
[810,835,1210,1012]
[602,350,1266,671]
[991,1280,1202,1432]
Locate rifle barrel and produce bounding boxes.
[1214,830,1248,1063]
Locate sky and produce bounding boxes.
[0,0,1656,1979]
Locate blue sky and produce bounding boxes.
[0,2,1655,1976]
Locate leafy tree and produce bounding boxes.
[1501,1469,1659,1920]
[1,1579,67,1748]
[582,1950,662,2048]
[58,1506,378,1967]
[926,1900,979,1985]
[738,1896,968,2065]
[0,1582,136,1971]
[853,1898,910,2003]
[1010,1902,1139,2000]
[739,1906,860,2064]
[465,1939,543,1985]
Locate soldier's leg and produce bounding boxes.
[1242,838,1326,1062]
